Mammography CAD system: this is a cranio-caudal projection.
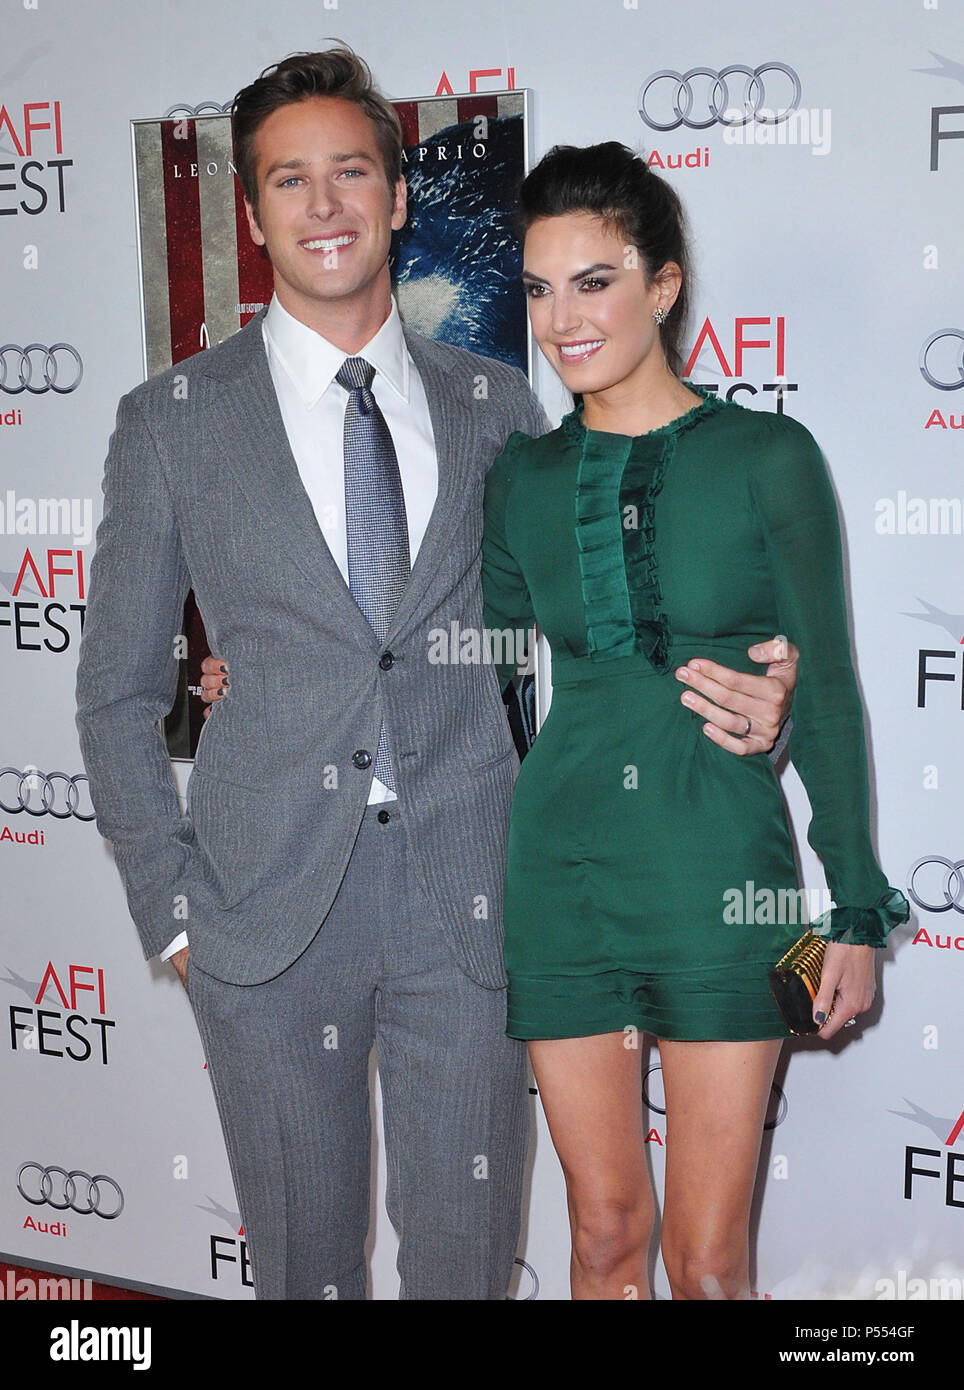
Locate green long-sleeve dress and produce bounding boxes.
[482,386,908,1041]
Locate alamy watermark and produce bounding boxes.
[1,1269,92,1300]
[722,107,831,155]
[723,880,833,925]
[875,1270,963,1301]
[427,621,530,667]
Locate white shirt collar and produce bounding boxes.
[263,293,410,410]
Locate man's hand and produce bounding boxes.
[199,655,229,718]
[675,635,798,756]
[170,945,190,989]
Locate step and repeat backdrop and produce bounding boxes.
[1,0,962,1300]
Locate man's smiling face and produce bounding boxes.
[244,95,406,333]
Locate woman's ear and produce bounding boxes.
[653,260,683,312]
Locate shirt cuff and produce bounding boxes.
[160,932,189,962]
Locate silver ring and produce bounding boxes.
[844,1018,857,1028]
[743,717,752,737]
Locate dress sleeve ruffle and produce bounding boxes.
[811,887,910,947]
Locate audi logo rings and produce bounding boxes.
[638,63,802,131]
[510,1257,540,1300]
[0,768,95,821]
[919,330,964,392]
[907,857,964,914]
[0,343,83,395]
[163,100,231,118]
[18,1163,124,1219]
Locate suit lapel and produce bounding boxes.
[201,314,378,649]
[200,317,478,649]
[385,331,478,642]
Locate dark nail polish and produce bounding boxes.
[221,677,229,687]
[814,1011,826,1024]
[219,664,227,673]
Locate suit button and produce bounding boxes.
[352,750,372,769]
[377,809,390,824]
[379,652,394,670]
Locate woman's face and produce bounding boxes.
[522,211,678,396]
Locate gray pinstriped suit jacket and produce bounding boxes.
[76,311,549,988]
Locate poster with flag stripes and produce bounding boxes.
[132,90,530,377]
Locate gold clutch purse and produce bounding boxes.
[768,931,826,1035]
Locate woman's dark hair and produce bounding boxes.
[232,45,403,222]
[517,142,691,378]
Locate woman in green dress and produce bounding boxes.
[481,142,908,1300]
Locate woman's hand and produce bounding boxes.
[199,655,229,719]
[812,941,876,1039]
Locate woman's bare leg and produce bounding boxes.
[528,1032,655,1300]
[658,1037,783,1300]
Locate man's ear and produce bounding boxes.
[244,197,266,248]
[391,176,407,233]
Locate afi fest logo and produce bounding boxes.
[6,959,116,1065]
[204,1197,255,1290]
[0,100,72,214]
[434,66,517,96]
[916,51,964,170]
[904,600,964,709]
[895,1096,964,1208]
[683,314,796,411]
[1,549,87,653]
[0,508,88,653]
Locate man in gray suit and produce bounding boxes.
[76,46,795,1300]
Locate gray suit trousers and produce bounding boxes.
[186,799,529,1300]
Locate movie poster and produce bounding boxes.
[131,91,530,757]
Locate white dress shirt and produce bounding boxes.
[162,294,439,961]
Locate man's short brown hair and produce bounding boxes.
[232,44,403,220]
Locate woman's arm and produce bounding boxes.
[746,413,908,1032]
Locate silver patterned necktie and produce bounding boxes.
[337,355,410,793]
